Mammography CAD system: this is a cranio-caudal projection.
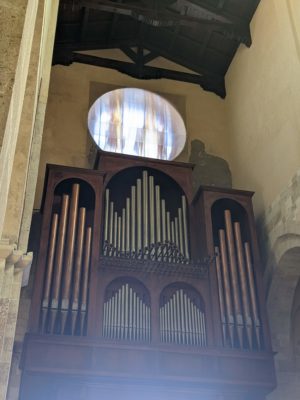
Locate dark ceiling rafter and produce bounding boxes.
[80,7,90,41]
[71,51,226,97]
[54,0,260,98]
[80,0,252,46]
[108,0,122,41]
[178,0,252,46]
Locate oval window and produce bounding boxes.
[88,88,186,160]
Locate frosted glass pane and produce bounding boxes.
[88,88,186,160]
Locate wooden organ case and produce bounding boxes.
[20,152,276,400]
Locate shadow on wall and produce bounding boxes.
[189,139,232,194]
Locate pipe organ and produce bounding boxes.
[20,152,276,400]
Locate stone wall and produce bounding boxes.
[0,0,27,147]
[258,169,300,400]
[0,1,59,398]
[0,241,32,400]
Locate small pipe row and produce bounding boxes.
[160,289,206,346]
[103,283,151,342]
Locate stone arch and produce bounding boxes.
[267,239,300,367]
[291,279,300,370]
[267,238,300,400]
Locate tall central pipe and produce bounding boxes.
[136,179,142,254]
[131,186,136,254]
[142,170,148,251]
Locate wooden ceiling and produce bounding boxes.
[53,0,260,98]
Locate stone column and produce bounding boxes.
[0,240,32,400]
[0,0,39,239]
[0,1,59,398]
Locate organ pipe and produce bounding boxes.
[161,199,166,244]
[109,202,114,254]
[219,229,235,347]
[62,184,80,314]
[40,181,93,336]
[136,179,142,253]
[181,196,190,259]
[178,208,184,256]
[71,207,86,333]
[81,226,92,312]
[103,283,150,342]
[131,186,136,254]
[43,213,59,309]
[215,213,263,350]
[215,246,227,345]
[104,189,109,245]
[117,216,121,253]
[51,194,69,310]
[126,198,130,253]
[122,208,125,253]
[41,213,58,331]
[143,170,149,250]
[160,289,206,346]
[155,186,161,243]
[113,212,118,253]
[102,170,190,263]
[244,242,261,348]
[224,210,244,347]
[234,222,253,348]
[149,176,155,246]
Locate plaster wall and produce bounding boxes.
[35,59,229,208]
[225,0,300,217]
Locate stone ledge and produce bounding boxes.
[0,240,32,275]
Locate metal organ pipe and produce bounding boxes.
[214,211,263,350]
[181,196,190,259]
[142,170,149,250]
[219,229,235,347]
[40,181,93,336]
[104,189,109,247]
[103,283,150,342]
[121,208,125,253]
[136,179,142,254]
[149,175,155,246]
[41,213,58,331]
[62,183,80,322]
[224,210,244,347]
[71,207,86,333]
[244,242,261,348]
[126,198,130,253]
[234,222,253,348]
[160,290,206,346]
[131,186,136,254]
[51,194,69,311]
[43,213,59,310]
[214,246,227,345]
[155,186,161,244]
[102,170,190,263]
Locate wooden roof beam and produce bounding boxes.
[173,0,252,46]
[70,51,226,98]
